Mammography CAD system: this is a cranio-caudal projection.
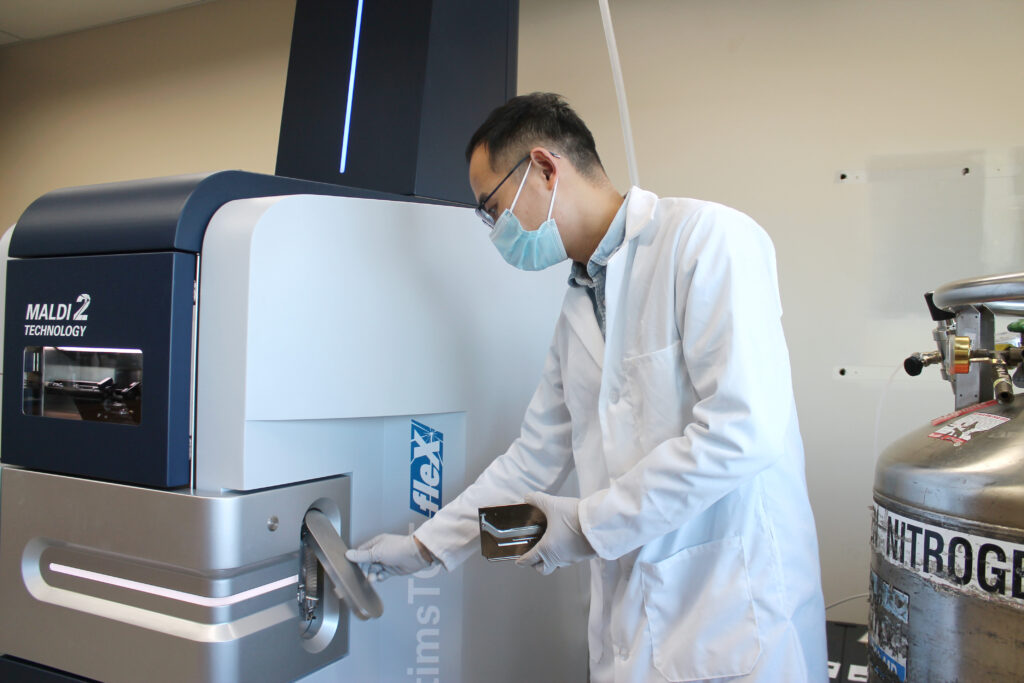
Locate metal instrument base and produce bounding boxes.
[0,466,351,683]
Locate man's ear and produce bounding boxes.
[529,147,560,188]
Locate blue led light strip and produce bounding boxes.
[339,0,365,173]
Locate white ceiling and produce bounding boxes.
[0,0,217,46]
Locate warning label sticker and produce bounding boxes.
[927,412,1009,444]
[930,399,998,426]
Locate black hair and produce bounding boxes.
[465,92,604,178]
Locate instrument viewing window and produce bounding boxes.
[22,346,142,425]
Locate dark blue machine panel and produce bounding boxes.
[3,171,412,489]
[10,171,447,259]
[2,252,195,488]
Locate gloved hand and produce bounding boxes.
[516,492,596,575]
[345,533,434,582]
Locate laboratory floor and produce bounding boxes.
[827,621,869,682]
[4,621,872,682]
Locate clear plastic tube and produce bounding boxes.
[597,0,639,188]
[825,592,869,611]
[873,365,903,460]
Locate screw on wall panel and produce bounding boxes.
[267,515,279,531]
[835,170,866,184]
[962,167,970,175]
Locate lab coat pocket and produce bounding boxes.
[623,340,686,454]
[640,536,761,681]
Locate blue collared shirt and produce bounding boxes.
[568,193,628,337]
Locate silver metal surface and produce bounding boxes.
[188,253,200,491]
[874,400,1024,525]
[932,271,1024,316]
[479,515,543,540]
[298,538,320,626]
[302,509,382,621]
[0,467,353,683]
[993,363,1014,404]
[870,497,1024,682]
[952,306,994,410]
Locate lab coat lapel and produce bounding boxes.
[604,246,627,362]
[562,287,605,368]
[603,187,657,369]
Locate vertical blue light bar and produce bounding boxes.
[339,0,365,173]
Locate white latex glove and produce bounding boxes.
[516,492,596,575]
[345,533,434,582]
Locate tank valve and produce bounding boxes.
[994,363,1015,405]
[951,336,972,374]
[904,351,942,377]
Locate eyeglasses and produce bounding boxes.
[474,155,531,228]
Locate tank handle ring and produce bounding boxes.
[931,272,1024,317]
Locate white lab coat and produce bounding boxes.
[417,188,827,682]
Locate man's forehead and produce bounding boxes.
[468,146,501,199]
[469,145,497,172]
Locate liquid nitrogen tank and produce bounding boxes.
[870,272,1024,682]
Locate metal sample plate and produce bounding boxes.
[478,503,546,561]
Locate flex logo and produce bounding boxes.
[25,293,91,321]
[410,420,443,518]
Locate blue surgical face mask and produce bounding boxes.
[490,161,567,271]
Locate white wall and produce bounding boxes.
[0,0,295,230]
[518,0,1024,623]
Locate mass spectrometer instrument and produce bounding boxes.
[0,171,575,682]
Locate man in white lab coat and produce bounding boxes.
[348,93,827,682]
